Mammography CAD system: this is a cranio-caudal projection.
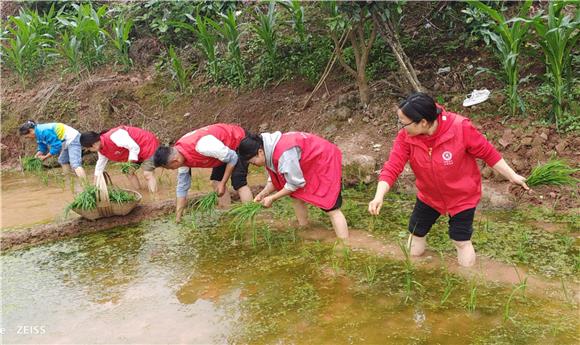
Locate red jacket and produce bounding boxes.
[175,123,245,168]
[268,132,342,210]
[379,106,502,216]
[100,126,159,162]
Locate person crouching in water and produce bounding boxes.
[19,120,87,181]
[80,126,159,193]
[238,131,349,240]
[368,92,528,267]
[153,123,253,223]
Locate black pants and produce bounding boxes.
[321,190,343,212]
[408,198,476,241]
[210,159,249,190]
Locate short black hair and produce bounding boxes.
[153,146,173,167]
[19,120,36,135]
[398,92,441,123]
[238,134,263,162]
[80,131,101,148]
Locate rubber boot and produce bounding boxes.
[408,234,426,256]
[453,240,476,267]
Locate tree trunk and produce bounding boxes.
[371,11,423,93]
[357,73,370,106]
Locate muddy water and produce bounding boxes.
[1,168,267,229]
[1,218,578,344]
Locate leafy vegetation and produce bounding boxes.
[526,159,579,187]
[21,156,43,173]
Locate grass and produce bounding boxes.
[526,159,579,187]
[115,162,140,175]
[21,156,44,173]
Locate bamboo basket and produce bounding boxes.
[72,172,142,220]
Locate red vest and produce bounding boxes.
[175,124,246,168]
[100,126,159,162]
[268,132,342,209]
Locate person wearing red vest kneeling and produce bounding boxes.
[368,92,528,267]
[153,123,253,223]
[80,126,160,193]
[238,131,349,240]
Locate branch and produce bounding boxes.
[332,30,357,77]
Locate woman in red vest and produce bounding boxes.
[368,92,528,266]
[238,131,349,240]
[153,123,253,223]
[80,126,160,193]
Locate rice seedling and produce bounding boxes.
[21,156,44,173]
[262,226,273,251]
[227,202,263,245]
[467,281,478,312]
[108,188,137,204]
[193,192,218,214]
[526,159,579,187]
[364,262,378,285]
[65,185,98,216]
[115,162,140,175]
[440,273,459,306]
[398,237,422,303]
[504,276,528,321]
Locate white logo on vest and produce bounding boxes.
[442,151,453,166]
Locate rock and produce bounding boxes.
[258,122,269,132]
[437,66,451,75]
[521,137,533,146]
[362,116,370,123]
[539,132,548,141]
[323,124,337,136]
[333,106,351,121]
[498,129,514,148]
[343,154,376,170]
[183,112,191,118]
[555,141,568,155]
[0,143,8,162]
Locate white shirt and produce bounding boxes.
[94,129,141,176]
[195,135,238,165]
[62,125,80,149]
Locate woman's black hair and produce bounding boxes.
[398,92,441,123]
[238,133,263,162]
[80,131,101,148]
[153,146,173,167]
[19,120,36,135]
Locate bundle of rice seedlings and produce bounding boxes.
[108,188,137,204]
[526,159,579,187]
[227,202,263,230]
[115,162,140,175]
[194,192,218,214]
[65,185,98,216]
[21,156,43,173]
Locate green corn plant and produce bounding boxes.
[210,9,245,86]
[49,31,82,74]
[280,0,306,43]
[532,2,579,131]
[57,3,108,71]
[2,16,42,85]
[106,16,133,69]
[170,14,219,81]
[526,159,579,187]
[167,45,190,92]
[253,1,278,65]
[470,0,533,118]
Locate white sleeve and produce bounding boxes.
[94,152,109,176]
[110,129,141,162]
[195,135,238,165]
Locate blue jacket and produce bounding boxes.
[35,123,66,155]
